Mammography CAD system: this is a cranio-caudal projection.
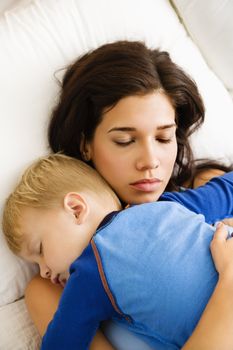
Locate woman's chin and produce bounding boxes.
[127,192,161,205]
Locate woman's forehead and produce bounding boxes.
[99,93,176,130]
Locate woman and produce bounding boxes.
[25,41,233,349]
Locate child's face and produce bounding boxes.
[19,206,88,286]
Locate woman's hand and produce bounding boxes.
[211,222,233,281]
[223,217,233,227]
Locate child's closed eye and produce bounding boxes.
[39,242,43,255]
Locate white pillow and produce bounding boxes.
[171,0,233,98]
[1,0,233,307]
[0,234,38,307]
[0,0,31,14]
[0,298,41,349]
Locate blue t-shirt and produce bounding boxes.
[41,171,233,350]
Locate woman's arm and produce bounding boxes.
[182,223,233,350]
[25,276,115,350]
[192,168,233,227]
[162,169,233,224]
[182,169,233,349]
[187,168,225,188]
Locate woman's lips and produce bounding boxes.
[130,179,162,192]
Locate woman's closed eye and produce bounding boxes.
[113,132,176,146]
[114,139,135,146]
[156,132,176,144]
[156,137,173,144]
[114,138,174,146]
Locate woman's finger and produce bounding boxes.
[210,223,228,262]
[212,222,228,241]
[210,223,232,275]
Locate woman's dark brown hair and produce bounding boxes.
[48,40,205,191]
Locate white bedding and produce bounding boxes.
[172,0,233,98]
[0,299,41,349]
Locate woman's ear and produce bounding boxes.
[80,133,92,161]
[64,192,89,224]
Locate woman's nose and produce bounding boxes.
[136,145,160,171]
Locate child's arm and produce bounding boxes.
[41,245,118,350]
[25,276,115,350]
[161,171,233,224]
[181,223,233,350]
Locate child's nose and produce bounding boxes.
[39,264,51,279]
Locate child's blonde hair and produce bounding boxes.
[2,153,120,254]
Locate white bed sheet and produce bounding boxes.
[0,298,41,349]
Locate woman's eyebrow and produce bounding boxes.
[108,127,136,133]
[108,123,176,133]
[157,123,177,130]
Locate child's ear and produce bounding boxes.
[64,192,89,224]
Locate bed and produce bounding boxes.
[0,0,233,348]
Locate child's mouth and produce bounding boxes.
[51,274,67,288]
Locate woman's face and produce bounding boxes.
[86,92,177,204]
